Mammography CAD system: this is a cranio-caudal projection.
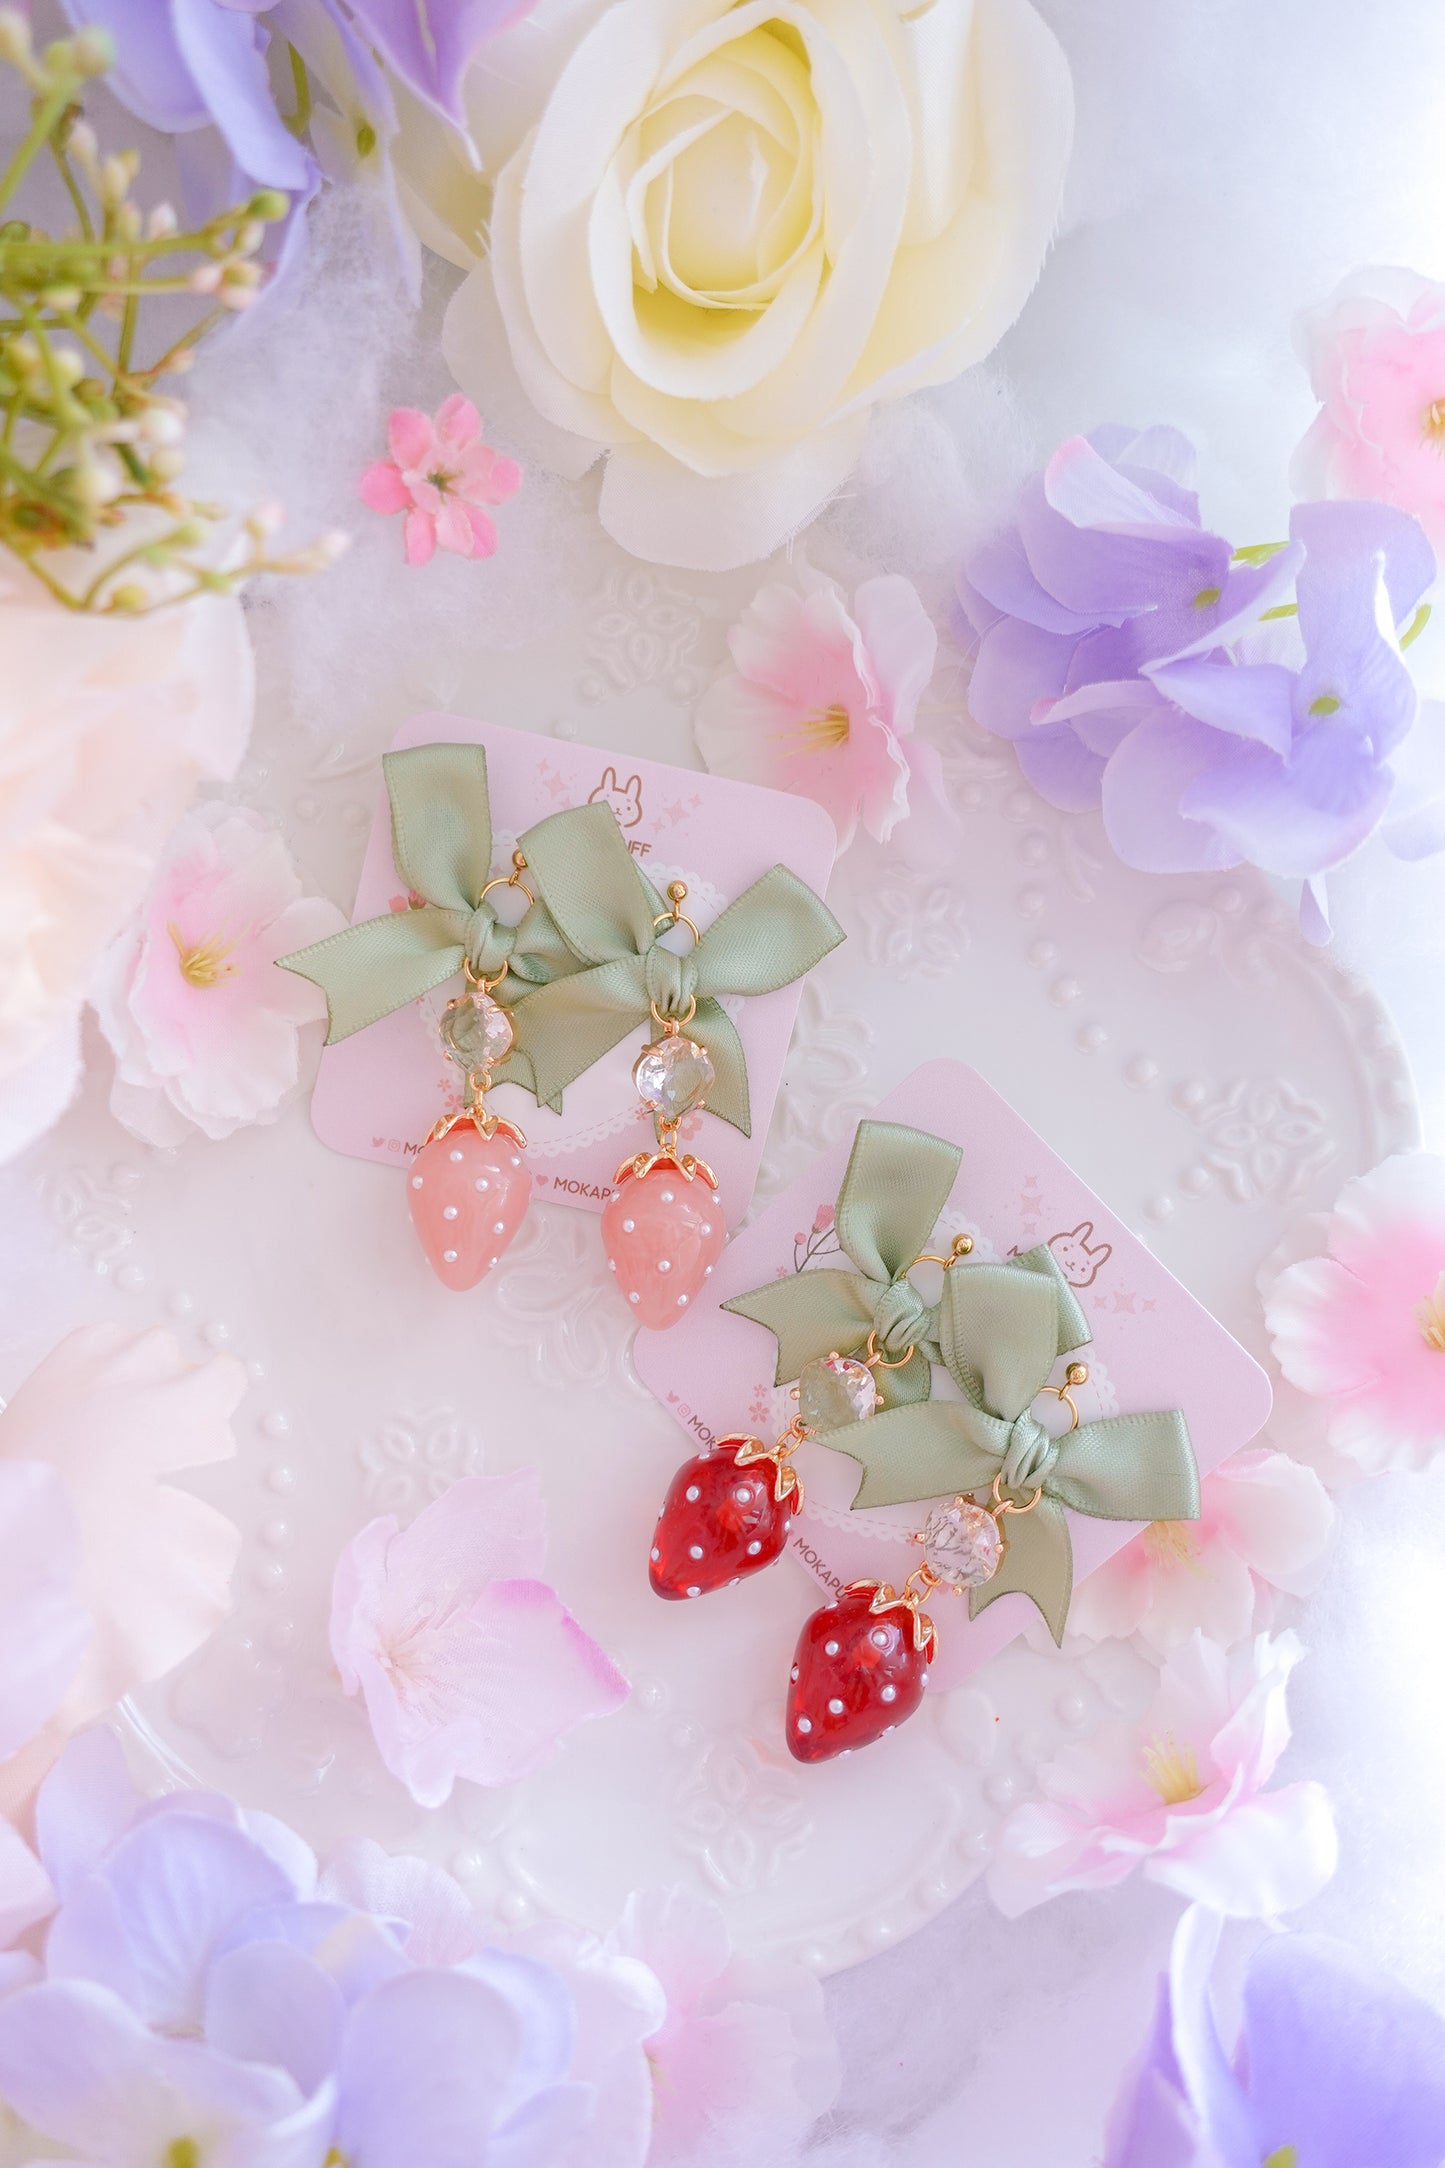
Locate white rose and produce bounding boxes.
[0,564,252,1160]
[442,0,1073,570]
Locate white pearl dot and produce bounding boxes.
[660,1190,674,1204]
[735,1486,752,1502]
[881,1685,897,1703]
[827,1698,845,1716]
[870,1628,889,1648]
[658,1259,671,1274]
[443,1249,458,1263]
[411,1176,424,1190]
[510,1155,521,1167]
[608,1259,617,1272]
[492,1220,505,1234]
[443,1206,458,1220]
[677,1294,689,1306]
[783,1519,793,1532]
[449,1148,463,1162]
[628,1292,640,1305]
[622,1218,635,1233]
[685,1585,700,1597]
[796,1717,812,1734]
[700,1223,712,1236]
[791,1665,800,1682]
[825,1640,839,1657]
[650,1547,660,1561]
[685,1485,700,1501]
[920,1671,930,1687]
[688,1544,704,1560]
[747,1540,762,1556]
[474,1176,489,1191]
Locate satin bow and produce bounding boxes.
[815,1251,1200,1642]
[278,743,578,1043]
[496,801,844,1133]
[722,1121,965,1407]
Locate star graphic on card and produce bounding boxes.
[540,767,570,800]
[1112,1290,1138,1315]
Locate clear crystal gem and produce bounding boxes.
[633,1034,715,1120]
[920,1499,1003,1590]
[798,1351,878,1432]
[440,989,514,1072]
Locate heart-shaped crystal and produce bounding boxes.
[440,989,514,1073]
[920,1499,1003,1590]
[797,1352,877,1432]
[633,1035,715,1120]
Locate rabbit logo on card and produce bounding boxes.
[589,766,644,829]
[1047,1220,1113,1288]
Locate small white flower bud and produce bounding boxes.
[66,119,98,167]
[147,202,178,241]
[0,11,33,64]
[149,446,185,482]
[69,26,114,77]
[245,499,285,540]
[51,346,84,387]
[188,263,223,295]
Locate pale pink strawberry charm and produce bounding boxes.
[602,1157,726,1327]
[407,1116,531,1290]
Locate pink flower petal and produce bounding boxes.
[433,500,478,558]
[403,509,437,566]
[329,1472,627,1806]
[358,461,413,515]
[462,505,499,559]
[386,406,435,470]
[434,392,480,453]
[1146,1781,1338,1916]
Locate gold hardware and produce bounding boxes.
[651,879,701,949]
[863,1327,918,1372]
[913,1233,975,1270]
[1039,1361,1089,1432]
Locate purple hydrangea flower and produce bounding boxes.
[1105,1905,1445,2168]
[0,1730,644,2167]
[961,429,1445,937]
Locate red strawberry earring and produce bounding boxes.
[647,1338,915,1600]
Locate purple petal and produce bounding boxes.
[1240,1933,1445,2168]
[34,1730,143,1900]
[969,618,1076,741]
[46,1813,296,2031]
[341,0,532,124]
[967,513,1105,636]
[1014,722,1107,809]
[205,1939,347,2097]
[172,0,315,191]
[1140,544,1307,669]
[1292,499,1437,639]
[335,1968,584,2165]
[1299,877,1332,944]
[1101,1976,1203,2168]
[1101,713,1244,873]
[1146,660,1298,756]
[1295,595,1418,760]
[1179,726,1392,876]
[1165,1908,1256,2165]
[55,0,206,132]
[1023,437,1228,617]
[1041,677,1175,756]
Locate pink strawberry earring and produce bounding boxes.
[601,883,726,1328]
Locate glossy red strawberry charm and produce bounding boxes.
[649,1436,802,1599]
[785,1581,936,1763]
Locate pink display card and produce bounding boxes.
[308,715,837,1223]
[633,1060,1273,1689]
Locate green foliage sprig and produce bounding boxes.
[0,10,345,613]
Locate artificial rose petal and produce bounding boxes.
[329,1471,628,1806]
[0,1325,244,1734]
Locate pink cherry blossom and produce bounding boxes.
[92,802,345,1146]
[989,1631,1337,1920]
[0,1326,244,1812]
[612,1888,839,2168]
[359,395,522,566]
[329,1469,628,1807]
[694,568,937,849]
[1263,1153,1445,1474]
[1292,266,1445,552]
[1067,1448,1336,1655]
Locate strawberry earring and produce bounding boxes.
[647,1118,971,1597]
[786,1252,1200,1763]
[279,744,609,1290]
[480,803,845,1330]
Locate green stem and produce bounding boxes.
[1402,601,1432,650]
[48,139,93,240]
[0,86,74,218]
[1231,540,1290,567]
[284,44,313,139]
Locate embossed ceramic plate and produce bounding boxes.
[4,571,1419,1977]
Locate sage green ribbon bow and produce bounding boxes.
[277,743,579,1043]
[721,1121,964,1407]
[495,800,845,1132]
[816,1250,1199,1642]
